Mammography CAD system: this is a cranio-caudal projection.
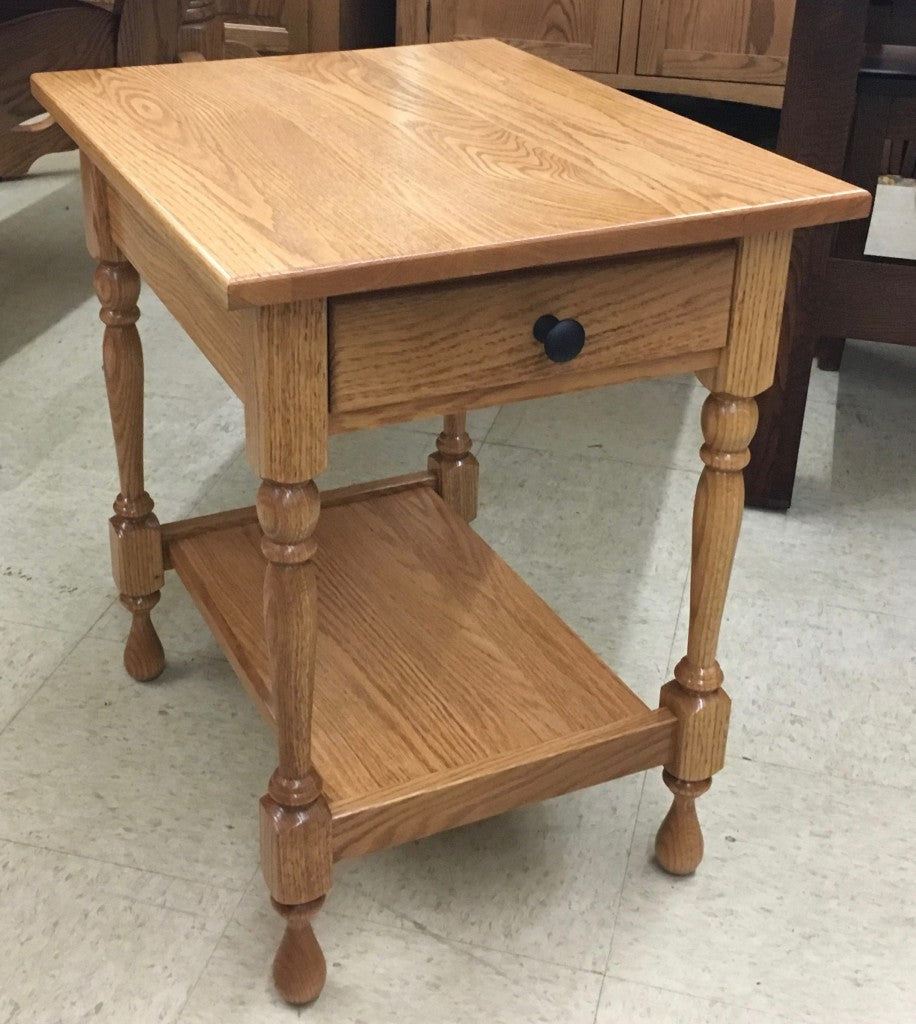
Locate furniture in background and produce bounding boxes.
[193,1,393,60]
[33,39,864,1004]
[215,0,310,57]
[1,0,393,179]
[746,0,916,509]
[0,0,184,179]
[396,0,798,106]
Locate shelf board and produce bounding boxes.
[170,486,674,859]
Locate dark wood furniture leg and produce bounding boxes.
[745,0,871,510]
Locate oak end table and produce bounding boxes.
[32,40,867,1005]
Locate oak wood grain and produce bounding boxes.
[655,772,711,875]
[32,39,868,308]
[330,350,723,433]
[81,153,120,262]
[95,257,165,682]
[655,391,757,875]
[160,471,438,568]
[106,183,248,397]
[333,712,674,860]
[244,299,327,482]
[170,486,658,855]
[330,245,735,423]
[428,413,478,522]
[256,478,331,1002]
[697,231,794,397]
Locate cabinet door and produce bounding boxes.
[637,0,796,85]
[427,0,624,73]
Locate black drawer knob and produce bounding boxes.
[533,314,586,363]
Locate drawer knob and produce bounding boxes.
[533,315,586,363]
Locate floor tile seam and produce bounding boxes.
[809,595,916,623]
[171,884,252,1023]
[80,629,233,669]
[598,972,803,1023]
[478,411,500,446]
[591,973,609,1024]
[601,770,648,978]
[319,904,607,978]
[0,614,88,639]
[0,832,255,894]
[0,625,87,739]
[720,751,911,795]
[30,626,230,669]
[480,436,704,478]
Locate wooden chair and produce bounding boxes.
[815,41,916,370]
[216,1,309,58]
[0,0,185,179]
[0,1,322,179]
[747,0,916,508]
[194,1,393,59]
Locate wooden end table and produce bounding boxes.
[32,40,867,1005]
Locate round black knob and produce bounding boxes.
[533,314,586,363]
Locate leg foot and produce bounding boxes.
[271,896,327,1005]
[655,771,711,876]
[121,593,165,682]
[815,336,845,371]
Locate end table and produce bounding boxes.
[33,40,868,1004]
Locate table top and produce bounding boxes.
[33,39,869,308]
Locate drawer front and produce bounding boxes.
[329,244,735,431]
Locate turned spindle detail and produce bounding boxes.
[257,480,332,1005]
[655,392,758,875]
[96,260,165,682]
[428,412,479,521]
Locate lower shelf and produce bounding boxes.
[170,485,674,860]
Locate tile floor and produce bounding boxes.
[1,154,914,1024]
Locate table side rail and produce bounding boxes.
[330,709,677,860]
[106,186,248,398]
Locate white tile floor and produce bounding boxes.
[1,153,914,1024]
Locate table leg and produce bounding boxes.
[96,258,165,682]
[655,392,758,874]
[428,412,479,521]
[256,479,332,1004]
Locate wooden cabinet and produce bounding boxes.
[420,0,623,72]
[398,0,797,106]
[634,0,795,86]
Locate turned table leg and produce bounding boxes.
[96,258,165,682]
[655,392,758,874]
[428,412,479,521]
[257,479,332,1004]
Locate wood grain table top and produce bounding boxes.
[33,39,869,307]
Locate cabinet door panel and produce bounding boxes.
[637,0,796,85]
[429,0,623,72]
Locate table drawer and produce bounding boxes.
[328,243,735,431]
